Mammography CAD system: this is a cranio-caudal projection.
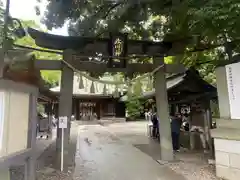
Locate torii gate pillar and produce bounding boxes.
[56,51,74,171]
[154,57,174,161]
[211,62,240,180]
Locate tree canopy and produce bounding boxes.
[0,0,5,44]
[41,0,240,42]
[0,0,61,86]
[36,0,240,85]
[33,0,240,117]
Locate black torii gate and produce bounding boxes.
[27,27,186,170]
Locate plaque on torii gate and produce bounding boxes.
[108,33,128,68]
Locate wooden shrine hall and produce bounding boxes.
[133,68,216,105]
[25,27,188,168]
[50,74,126,120]
[120,68,217,153]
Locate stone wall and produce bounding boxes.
[215,138,240,180]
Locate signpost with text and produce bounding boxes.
[59,116,68,172]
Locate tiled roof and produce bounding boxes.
[119,74,185,101]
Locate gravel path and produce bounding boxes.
[165,153,221,180]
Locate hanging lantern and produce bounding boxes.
[78,75,84,89]
[103,84,107,95]
[90,81,95,93]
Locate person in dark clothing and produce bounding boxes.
[151,112,159,139]
[170,112,182,151]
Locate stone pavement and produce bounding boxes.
[104,121,220,180]
[23,121,220,180]
[73,124,186,180]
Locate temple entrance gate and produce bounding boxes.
[20,27,186,171]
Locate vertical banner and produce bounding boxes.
[226,62,240,119]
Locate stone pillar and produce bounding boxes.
[26,93,38,180]
[211,62,240,180]
[153,57,174,161]
[56,58,73,170]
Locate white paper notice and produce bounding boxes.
[59,116,68,129]
[226,62,240,119]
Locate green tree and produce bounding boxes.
[0,0,5,44]
[40,0,240,42]
[125,79,144,119]
[0,2,60,87]
[15,20,61,87]
[38,0,240,84]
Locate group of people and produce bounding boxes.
[145,109,189,152]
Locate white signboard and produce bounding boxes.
[226,62,240,119]
[59,116,68,129]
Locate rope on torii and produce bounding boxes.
[61,57,165,96]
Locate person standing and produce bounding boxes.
[145,109,150,122]
[146,109,153,137]
[151,110,159,139]
[171,112,182,152]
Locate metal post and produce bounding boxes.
[61,128,64,171]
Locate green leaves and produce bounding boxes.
[125,94,144,119]
[0,0,4,45]
[13,20,61,87]
[38,0,240,86]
